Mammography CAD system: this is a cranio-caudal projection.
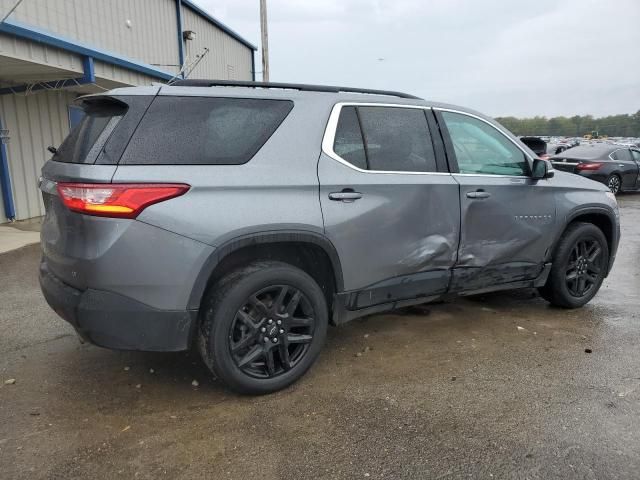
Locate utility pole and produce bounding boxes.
[260,0,269,82]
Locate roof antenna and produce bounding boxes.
[167,47,210,85]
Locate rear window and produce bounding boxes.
[119,97,293,165]
[53,100,126,164]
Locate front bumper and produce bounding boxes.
[39,261,197,351]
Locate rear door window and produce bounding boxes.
[53,100,126,164]
[331,105,437,172]
[358,107,437,172]
[120,97,293,165]
[613,149,632,161]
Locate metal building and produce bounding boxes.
[0,0,256,223]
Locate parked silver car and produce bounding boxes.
[39,81,620,394]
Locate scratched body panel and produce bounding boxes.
[450,174,557,289]
[318,155,460,292]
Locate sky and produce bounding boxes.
[195,0,640,118]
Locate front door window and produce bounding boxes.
[441,111,529,176]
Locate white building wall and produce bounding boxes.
[0,0,255,222]
[182,7,253,81]
[0,90,76,222]
[0,32,82,84]
[93,60,159,89]
[1,0,181,75]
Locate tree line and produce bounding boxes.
[495,110,640,138]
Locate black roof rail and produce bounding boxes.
[167,80,422,100]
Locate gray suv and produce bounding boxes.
[39,81,620,394]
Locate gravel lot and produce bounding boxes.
[1,194,639,480]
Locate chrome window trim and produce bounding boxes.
[452,173,531,179]
[320,102,450,176]
[433,107,535,178]
[609,148,628,161]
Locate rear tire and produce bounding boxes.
[606,174,622,195]
[538,222,608,308]
[198,261,328,395]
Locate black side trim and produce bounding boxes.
[454,262,552,296]
[186,230,344,310]
[331,264,553,326]
[344,269,450,310]
[333,294,442,325]
[449,262,543,292]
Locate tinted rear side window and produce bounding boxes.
[331,105,437,172]
[53,100,126,164]
[333,106,367,169]
[120,97,293,165]
[613,149,632,161]
[358,107,436,172]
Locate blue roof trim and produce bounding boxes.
[0,19,174,81]
[182,0,257,51]
[0,114,16,220]
[0,55,97,95]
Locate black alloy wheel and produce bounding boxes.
[229,285,315,379]
[538,222,609,308]
[564,238,604,298]
[198,261,328,394]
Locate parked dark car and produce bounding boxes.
[551,144,640,194]
[547,141,574,155]
[520,136,549,159]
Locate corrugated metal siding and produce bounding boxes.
[93,60,159,88]
[0,0,255,222]
[181,7,253,80]
[0,32,82,77]
[0,90,76,221]
[1,0,180,72]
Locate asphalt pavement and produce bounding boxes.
[1,195,639,479]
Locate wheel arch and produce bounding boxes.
[558,207,619,275]
[187,231,344,314]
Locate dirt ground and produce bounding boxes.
[1,195,639,480]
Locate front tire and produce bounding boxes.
[198,261,328,395]
[538,222,609,308]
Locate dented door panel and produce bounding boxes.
[450,174,557,290]
[318,154,460,292]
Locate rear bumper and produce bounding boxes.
[39,261,197,352]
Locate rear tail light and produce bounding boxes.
[576,162,603,171]
[56,183,190,218]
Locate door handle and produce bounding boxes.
[328,189,363,202]
[619,164,625,167]
[466,190,491,199]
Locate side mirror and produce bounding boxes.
[531,158,554,179]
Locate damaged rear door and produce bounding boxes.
[435,109,556,291]
[319,103,460,308]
